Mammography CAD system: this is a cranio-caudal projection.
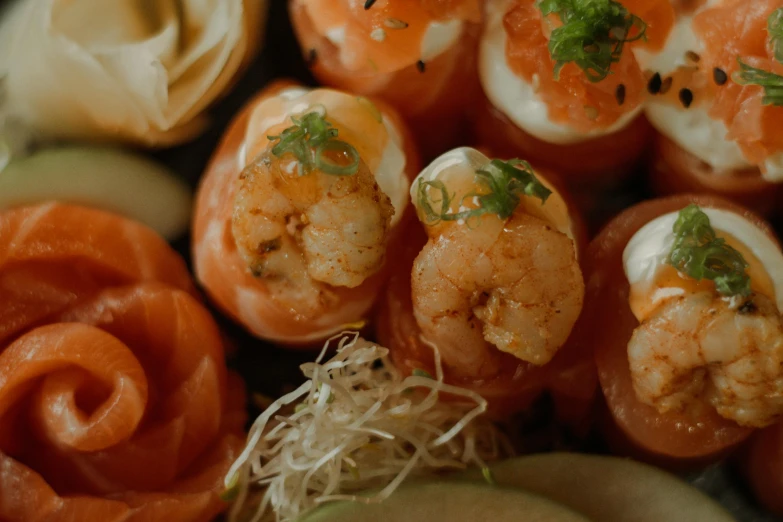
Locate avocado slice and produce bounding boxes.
[0,147,192,240]
[462,453,735,522]
[296,481,591,522]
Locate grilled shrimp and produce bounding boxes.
[629,292,783,427]
[410,148,584,376]
[232,104,394,315]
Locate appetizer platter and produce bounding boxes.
[1,0,782,521]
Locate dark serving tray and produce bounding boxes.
[151,2,783,521]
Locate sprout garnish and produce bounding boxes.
[418,159,552,225]
[267,110,360,176]
[224,333,506,522]
[733,9,783,106]
[538,0,647,82]
[668,204,751,298]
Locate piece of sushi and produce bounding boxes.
[0,202,246,522]
[192,80,421,345]
[743,421,783,515]
[584,194,783,464]
[288,0,483,156]
[643,0,783,216]
[473,0,674,190]
[376,147,595,419]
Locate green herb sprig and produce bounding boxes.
[538,0,647,82]
[668,204,751,298]
[732,9,783,106]
[769,7,783,63]
[418,159,552,224]
[733,59,783,106]
[267,110,360,176]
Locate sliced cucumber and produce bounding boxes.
[296,481,590,522]
[462,453,736,522]
[0,147,192,240]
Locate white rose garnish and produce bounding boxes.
[0,0,268,146]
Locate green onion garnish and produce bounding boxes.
[538,0,647,82]
[668,204,751,298]
[418,159,552,225]
[732,10,783,106]
[769,8,783,63]
[733,59,783,106]
[267,110,360,176]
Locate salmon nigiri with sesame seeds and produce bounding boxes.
[474,0,674,191]
[288,0,483,157]
[643,0,783,216]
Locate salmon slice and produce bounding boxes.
[693,0,783,171]
[502,0,673,131]
[0,203,246,522]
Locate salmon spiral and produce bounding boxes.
[0,203,246,522]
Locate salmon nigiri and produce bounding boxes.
[643,0,783,216]
[192,81,421,345]
[288,0,483,156]
[0,203,246,522]
[475,0,674,189]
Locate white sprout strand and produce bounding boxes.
[226,333,504,522]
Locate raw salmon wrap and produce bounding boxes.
[474,0,673,189]
[644,0,783,216]
[0,203,246,522]
[585,194,783,464]
[193,80,421,345]
[743,420,783,516]
[377,147,596,420]
[288,0,483,156]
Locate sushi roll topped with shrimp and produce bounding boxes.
[475,0,675,187]
[643,1,783,214]
[193,81,421,344]
[584,194,783,461]
[377,147,596,417]
[289,0,484,155]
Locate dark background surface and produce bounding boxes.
[152,2,781,520]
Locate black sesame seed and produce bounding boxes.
[679,88,694,108]
[364,0,376,8]
[659,76,673,95]
[416,60,426,73]
[713,67,728,86]
[647,72,662,94]
[615,84,626,105]
[306,49,317,67]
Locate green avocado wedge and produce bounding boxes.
[0,147,192,240]
[296,481,591,522]
[461,453,736,522]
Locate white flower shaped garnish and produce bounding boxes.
[0,0,268,146]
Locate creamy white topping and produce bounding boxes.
[479,0,641,145]
[243,87,408,226]
[636,1,783,179]
[645,103,749,171]
[324,20,462,64]
[411,146,575,239]
[623,208,783,313]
